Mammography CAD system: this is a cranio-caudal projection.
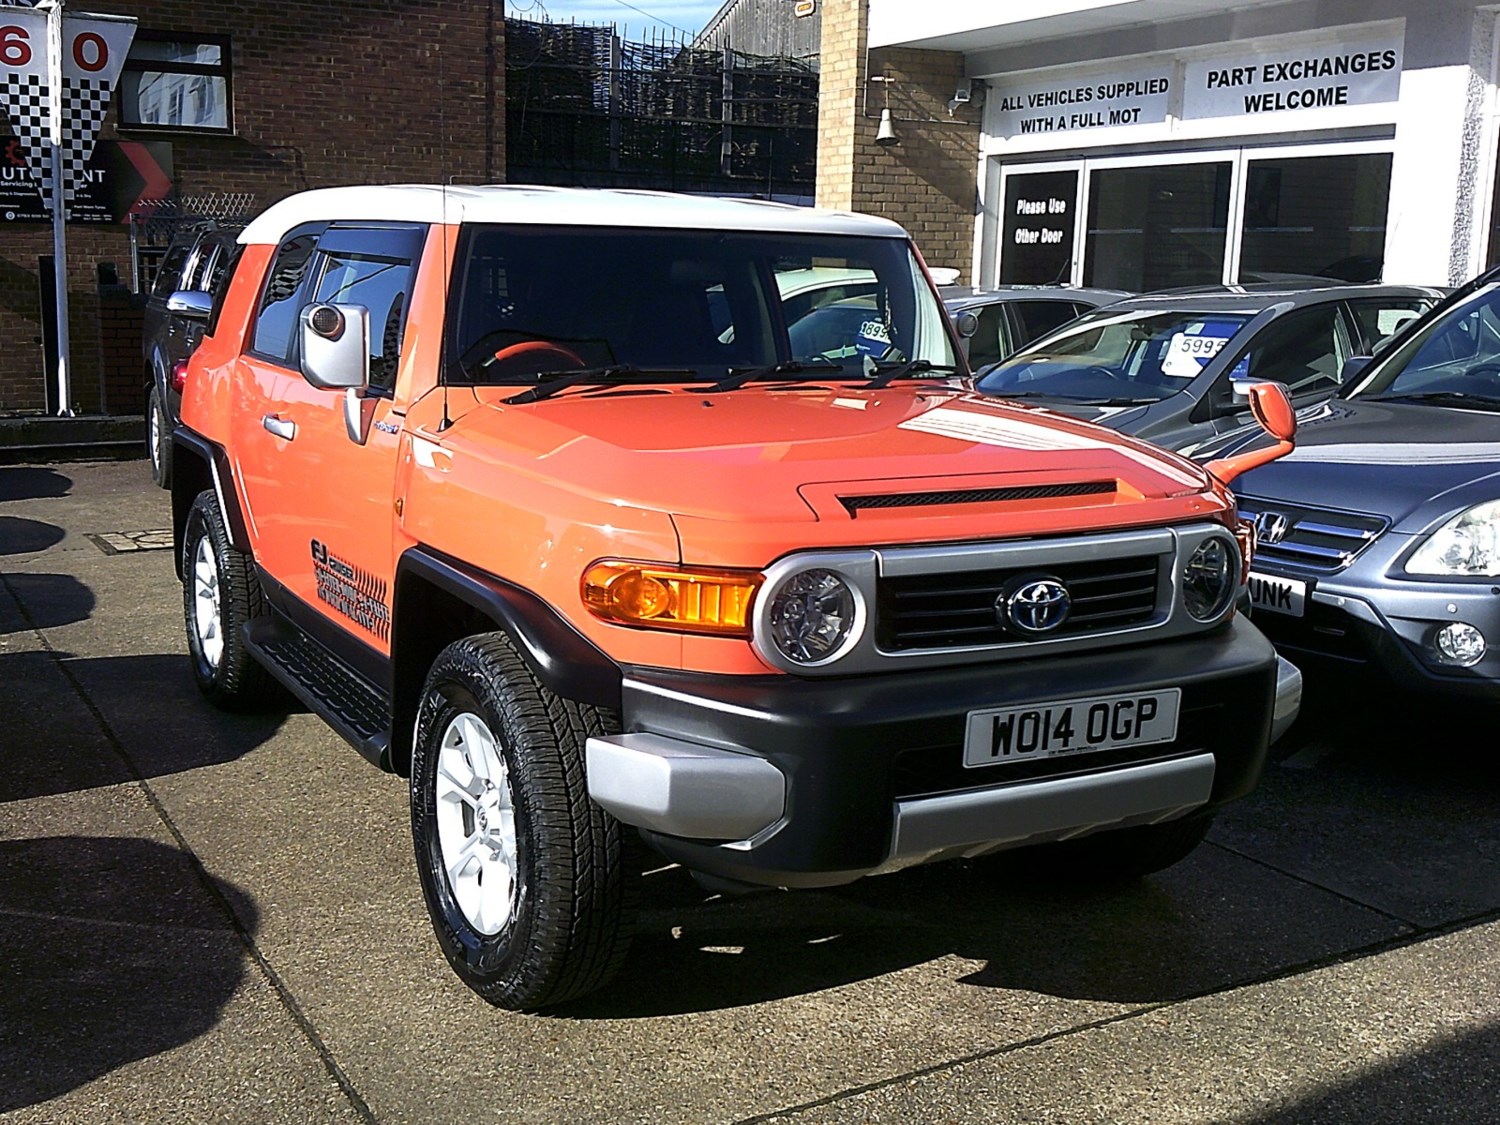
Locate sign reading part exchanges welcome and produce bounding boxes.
[1183,30,1403,119]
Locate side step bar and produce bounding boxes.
[244,617,392,768]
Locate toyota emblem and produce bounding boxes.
[999,575,1072,635]
[1253,510,1291,546]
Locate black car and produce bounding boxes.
[1200,267,1500,700]
[942,285,1130,368]
[142,221,242,487]
[973,284,1443,456]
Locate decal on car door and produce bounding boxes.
[311,539,391,640]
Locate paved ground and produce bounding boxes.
[3,460,1499,1124]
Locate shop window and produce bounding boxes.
[1084,163,1231,291]
[999,170,1079,285]
[1239,153,1392,284]
[119,34,232,133]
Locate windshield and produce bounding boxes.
[1350,283,1500,404]
[447,225,957,385]
[975,309,1252,403]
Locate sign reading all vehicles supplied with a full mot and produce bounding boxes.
[990,68,1172,138]
[1182,29,1403,119]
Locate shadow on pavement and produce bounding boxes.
[0,572,95,633]
[0,652,287,801]
[0,516,66,556]
[0,835,256,1114]
[1239,1021,1500,1122]
[0,465,72,502]
[567,703,1500,1019]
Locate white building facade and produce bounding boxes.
[867,0,1500,291]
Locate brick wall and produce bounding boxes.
[816,0,979,282]
[1,0,506,416]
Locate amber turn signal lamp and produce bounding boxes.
[582,561,762,636]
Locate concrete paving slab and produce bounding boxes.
[755,919,1500,1125]
[8,460,1500,1125]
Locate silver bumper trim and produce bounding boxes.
[882,752,1217,872]
[1272,655,1303,745]
[584,733,786,841]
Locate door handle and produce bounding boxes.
[261,414,296,440]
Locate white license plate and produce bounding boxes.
[1248,571,1307,617]
[963,689,1181,768]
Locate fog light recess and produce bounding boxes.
[1435,622,1486,667]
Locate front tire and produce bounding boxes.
[410,633,632,1010]
[181,491,278,709]
[147,383,172,489]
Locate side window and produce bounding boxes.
[1011,300,1082,348]
[1347,298,1431,355]
[968,305,1007,368]
[311,246,416,391]
[151,239,193,298]
[1243,304,1348,399]
[205,243,242,339]
[250,230,321,364]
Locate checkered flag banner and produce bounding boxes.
[0,9,136,211]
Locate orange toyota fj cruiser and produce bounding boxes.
[169,185,1300,1010]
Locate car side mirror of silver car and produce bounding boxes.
[954,310,979,339]
[166,290,213,320]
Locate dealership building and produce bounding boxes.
[817,0,1500,292]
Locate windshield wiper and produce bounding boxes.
[696,358,845,394]
[503,364,697,405]
[1369,391,1500,410]
[858,358,958,390]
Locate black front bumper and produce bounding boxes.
[615,616,1278,888]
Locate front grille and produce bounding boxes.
[1239,499,1388,574]
[877,554,1161,651]
[842,480,1116,515]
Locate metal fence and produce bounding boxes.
[505,18,818,200]
[126,193,257,294]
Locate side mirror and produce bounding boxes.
[954,310,979,339]
[1341,354,1373,381]
[1203,381,1297,485]
[166,290,212,320]
[300,303,374,445]
[1230,375,1283,401]
[299,303,370,391]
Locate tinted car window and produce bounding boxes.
[251,231,321,364]
[312,241,417,391]
[1240,304,1346,398]
[967,305,1008,368]
[979,309,1252,402]
[1346,298,1431,354]
[1356,284,1500,400]
[1011,300,1084,347]
[450,226,955,382]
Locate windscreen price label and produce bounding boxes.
[964,688,1181,767]
[1161,331,1232,378]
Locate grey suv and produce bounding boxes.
[975,284,1443,456]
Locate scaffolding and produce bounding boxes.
[505,18,817,200]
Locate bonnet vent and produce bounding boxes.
[840,480,1117,516]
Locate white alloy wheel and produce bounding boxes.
[435,711,518,935]
[192,535,224,669]
[148,401,162,474]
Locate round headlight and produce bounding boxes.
[1183,536,1236,622]
[767,569,859,665]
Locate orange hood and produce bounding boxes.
[438,385,1231,564]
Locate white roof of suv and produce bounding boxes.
[238,184,907,245]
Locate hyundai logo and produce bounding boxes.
[998,575,1072,635]
[1253,510,1292,546]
